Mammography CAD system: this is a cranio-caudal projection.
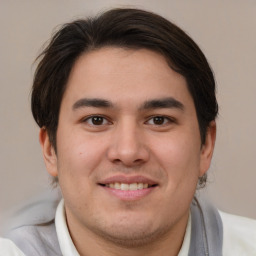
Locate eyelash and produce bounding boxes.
[145,116,176,126]
[82,115,111,126]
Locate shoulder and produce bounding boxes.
[0,238,25,256]
[7,189,61,230]
[6,221,62,256]
[219,211,256,255]
[4,189,62,255]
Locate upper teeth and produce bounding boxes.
[106,183,149,190]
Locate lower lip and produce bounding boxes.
[101,186,156,201]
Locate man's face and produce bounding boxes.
[41,47,215,244]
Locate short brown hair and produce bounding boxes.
[31,8,218,187]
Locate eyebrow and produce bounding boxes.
[140,97,184,111]
[72,97,184,111]
[72,98,113,110]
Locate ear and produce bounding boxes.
[199,121,216,177]
[39,128,58,177]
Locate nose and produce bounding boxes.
[107,120,150,167]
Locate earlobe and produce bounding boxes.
[39,128,58,177]
[199,121,216,177]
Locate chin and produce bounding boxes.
[92,215,173,248]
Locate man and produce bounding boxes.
[4,8,256,255]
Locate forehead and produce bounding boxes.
[62,47,193,109]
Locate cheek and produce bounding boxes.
[149,139,200,226]
[57,130,107,176]
[56,132,107,207]
[152,134,201,182]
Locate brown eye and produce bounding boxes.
[146,115,175,127]
[84,116,108,126]
[91,116,104,125]
[153,116,165,125]
[147,116,170,125]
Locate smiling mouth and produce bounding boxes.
[99,183,158,191]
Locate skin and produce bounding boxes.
[40,47,216,256]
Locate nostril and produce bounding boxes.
[112,158,146,167]
[112,159,123,165]
[107,140,150,166]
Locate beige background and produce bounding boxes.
[1,0,255,232]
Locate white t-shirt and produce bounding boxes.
[220,211,256,255]
[0,238,25,256]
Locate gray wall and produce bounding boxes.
[1,0,255,231]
